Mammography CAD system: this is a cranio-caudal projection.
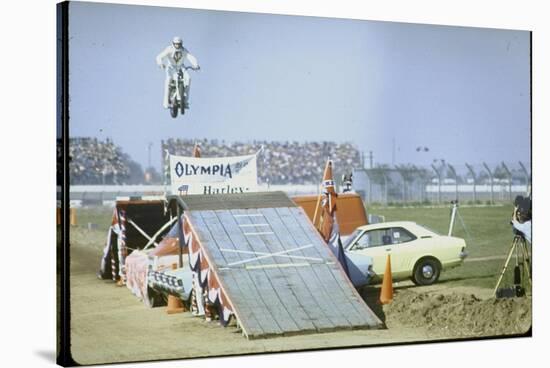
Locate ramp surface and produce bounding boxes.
[183,192,383,338]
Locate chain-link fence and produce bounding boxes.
[63,137,531,206]
[353,161,531,205]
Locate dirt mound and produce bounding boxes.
[384,290,531,338]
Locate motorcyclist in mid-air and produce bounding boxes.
[156,36,200,110]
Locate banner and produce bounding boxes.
[169,152,258,195]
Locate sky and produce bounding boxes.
[67,1,531,171]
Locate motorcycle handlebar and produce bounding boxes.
[160,64,200,71]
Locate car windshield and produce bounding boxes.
[343,229,362,249]
[416,223,440,235]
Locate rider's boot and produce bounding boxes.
[184,82,191,109]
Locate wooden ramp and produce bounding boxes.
[181,192,383,339]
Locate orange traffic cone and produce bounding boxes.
[166,263,184,314]
[379,254,394,304]
[70,208,77,226]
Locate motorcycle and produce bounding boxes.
[167,65,197,118]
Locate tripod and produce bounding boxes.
[448,200,473,242]
[493,232,531,297]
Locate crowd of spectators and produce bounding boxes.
[60,137,361,185]
[161,138,362,185]
[67,138,139,184]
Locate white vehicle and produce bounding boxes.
[344,221,467,285]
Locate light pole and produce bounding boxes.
[431,164,442,204]
[431,158,445,204]
[415,146,430,202]
[147,142,153,170]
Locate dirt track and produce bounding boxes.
[69,228,531,365]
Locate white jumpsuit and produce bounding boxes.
[156,45,199,109]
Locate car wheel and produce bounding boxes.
[412,257,441,285]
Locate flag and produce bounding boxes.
[192,142,201,158]
[334,236,350,276]
[177,212,185,252]
[319,160,350,278]
[319,160,337,242]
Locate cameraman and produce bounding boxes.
[511,194,532,243]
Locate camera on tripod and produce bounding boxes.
[495,194,532,298]
[513,195,532,224]
[511,194,532,239]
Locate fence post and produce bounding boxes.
[421,171,429,203]
[501,162,513,201]
[402,173,406,203]
[382,171,388,205]
[465,163,477,203]
[431,164,442,204]
[395,165,406,203]
[448,164,458,202]
[482,162,494,204]
[410,165,421,203]
[518,161,530,195]
[369,175,372,204]
[414,166,422,203]
[364,169,372,204]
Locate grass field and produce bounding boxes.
[370,204,527,289]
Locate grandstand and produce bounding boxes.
[161,138,362,185]
[61,137,530,205]
[61,137,362,186]
[67,138,142,185]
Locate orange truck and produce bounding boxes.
[292,192,368,236]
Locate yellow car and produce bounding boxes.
[344,221,467,285]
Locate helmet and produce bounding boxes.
[172,36,183,49]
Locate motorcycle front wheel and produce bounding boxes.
[170,96,178,119]
[168,85,178,118]
[170,101,178,118]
